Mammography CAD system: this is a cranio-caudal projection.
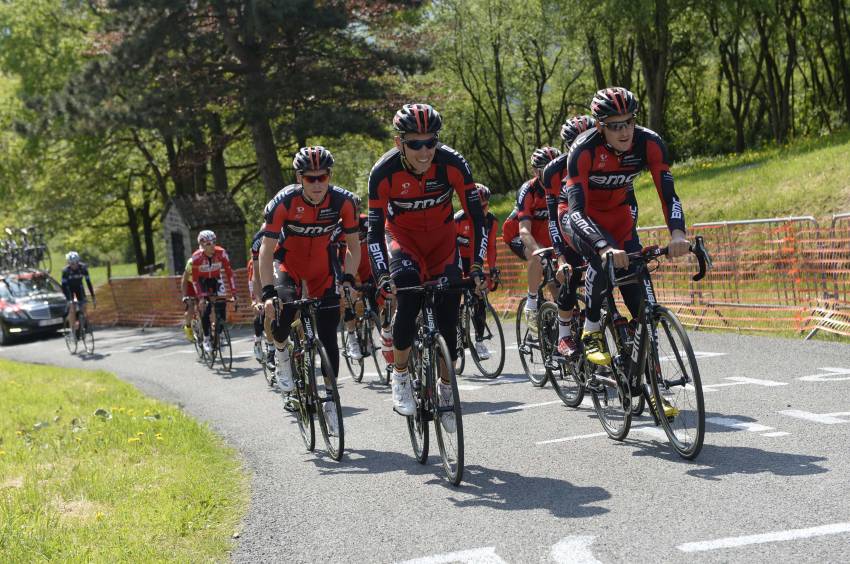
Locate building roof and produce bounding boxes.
[163,192,246,228]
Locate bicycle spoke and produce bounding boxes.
[468,301,506,378]
[432,334,463,486]
[313,342,344,460]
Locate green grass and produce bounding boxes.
[0,359,249,562]
[490,129,850,224]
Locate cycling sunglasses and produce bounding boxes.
[402,137,439,150]
[600,116,636,131]
[302,173,329,184]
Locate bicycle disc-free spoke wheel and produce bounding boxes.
[191,319,204,360]
[455,308,466,375]
[313,342,344,460]
[290,347,315,452]
[432,334,464,486]
[406,343,428,464]
[650,306,705,459]
[590,319,631,440]
[516,297,548,386]
[469,301,505,378]
[340,324,363,382]
[219,327,232,372]
[367,312,390,385]
[63,318,77,354]
[82,319,94,354]
[551,360,585,408]
[206,333,217,369]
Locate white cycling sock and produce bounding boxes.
[558,314,571,339]
[583,319,601,334]
[525,295,538,311]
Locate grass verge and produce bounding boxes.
[0,359,248,562]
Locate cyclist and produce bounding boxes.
[61,251,95,337]
[247,230,273,367]
[189,230,237,355]
[517,146,562,337]
[542,115,598,358]
[368,103,487,423]
[259,146,360,436]
[501,207,524,260]
[454,182,499,360]
[563,88,688,415]
[180,257,198,342]
[339,213,379,361]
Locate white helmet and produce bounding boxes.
[66,251,81,263]
[197,230,216,245]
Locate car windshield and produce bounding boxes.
[0,274,63,299]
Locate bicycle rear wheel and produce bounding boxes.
[63,318,77,354]
[432,333,464,486]
[313,341,344,460]
[191,318,204,360]
[455,305,466,375]
[649,306,705,459]
[218,326,232,371]
[589,316,631,440]
[468,300,505,378]
[290,345,315,452]
[516,297,548,386]
[206,330,217,369]
[406,340,429,464]
[340,322,364,382]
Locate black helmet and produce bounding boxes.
[560,115,597,146]
[475,183,491,203]
[292,146,334,172]
[590,87,639,119]
[393,103,443,135]
[530,146,561,169]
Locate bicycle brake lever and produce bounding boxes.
[690,235,711,282]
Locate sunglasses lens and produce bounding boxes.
[405,138,438,150]
[303,174,328,183]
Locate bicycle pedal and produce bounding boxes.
[544,359,560,370]
[519,344,532,355]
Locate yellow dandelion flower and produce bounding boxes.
[136,432,145,436]
[0,450,6,455]
[127,409,135,415]
[95,512,105,521]
[74,437,82,442]
[127,437,141,444]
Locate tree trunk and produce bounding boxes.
[829,0,850,120]
[209,113,229,192]
[635,0,671,134]
[141,195,156,268]
[122,190,145,275]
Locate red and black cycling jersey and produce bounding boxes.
[336,214,371,282]
[190,246,236,296]
[565,125,685,249]
[454,210,498,268]
[367,144,487,277]
[501,207,520,245]
[541,151,571,255]
[261,184,359,264]
[515,178,550,224]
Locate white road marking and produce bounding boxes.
[677,521,850,553]
[799,367,850,382]
[706,417,774,433]
[632,426,669,440]
[703,376,788,391]
[537,432,608,445]
[149,349,197,359]
[550,535,602,564]
[760,431,790,437]
[458,385,482,391]
[397,547,508,564]
[487,400,563,415]
[658,351,726,362]
[779,410,850,424]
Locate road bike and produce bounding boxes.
[586,237,711,459]
[63,300,94,355]
[398,279,471,485]
[201,296,235,371]
[516,247,563,387]
[455,283,505,378]
[339,283,391,385]
[277,296,345,461]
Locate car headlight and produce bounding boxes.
[1,305,27,320]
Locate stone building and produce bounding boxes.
[162,193,247,274]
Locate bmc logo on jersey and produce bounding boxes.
[395,190,452,210]
[286,223,338,236]
[588,172,641,187]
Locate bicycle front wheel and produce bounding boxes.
[406,341,429,464]
[291,344,315,452]
[432,333,464,486]
[649,306,705,459]
[516,297,548,386]
[589,316,631,440]
[455,305,466,375]
[313,341,344,461]
[367,312,390,385]
[63,318,77,355]
[468,300,505,378]
[206,332,217,369]
[340,322,364,382]
[191,318,204,360]
[82,317,95,354]
[218,326,232,372]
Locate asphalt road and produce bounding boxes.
[2,324,849,563]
